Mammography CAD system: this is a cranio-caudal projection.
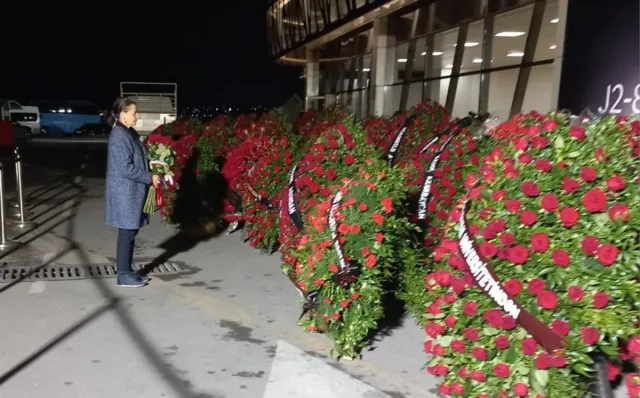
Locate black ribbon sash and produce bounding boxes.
[298,290,320,320]
[417,135,454,224]
[387,115,416,167]
[287,164,304,230]
[246,164,275,209]
[419,136,440,154]
[328,187,361,284]
[458,200,564,354]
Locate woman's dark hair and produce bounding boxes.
[105,97,137,126]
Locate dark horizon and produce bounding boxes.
[1,0,303,110]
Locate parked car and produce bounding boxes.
[74,123,110,136]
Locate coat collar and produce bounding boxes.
[115,121,140,140]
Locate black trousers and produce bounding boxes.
[116,228,139,275]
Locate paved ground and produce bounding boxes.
[0,146,440,398]
[0,144,629,398]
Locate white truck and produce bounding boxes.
[119,82,177,135]
[1,99,41,134]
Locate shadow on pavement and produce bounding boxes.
[0,153,213,397]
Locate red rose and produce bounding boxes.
[470,370,486,382]
[593,292,610,309]
[581,327,600,345]
[520,210,537,226]
[581,167,598,182]
[502,315,517,330]
[581,236,600,256]
[570,125,586,140]
[381,197,393,214]
[451,340,465,353]
[628,336,640,355]
[483,308,503,328]
[428,364,449,376]
[559,207,580,228]
[493,363,510,378]
[538,290,558,310]
[514,383,529,397]
[326,168,337,180]
[514,138,529,150]
[595,147,607,162]
[607,175,626,192]
[535,159,553,172]
[551,249,571,267]
[505,199,521,213]
[522,337,537,355]
[492,190,506,201]
[438,384,450,396]
[568,286,584,303]
[504,279,523,296]
[528,278,545,295]
[541,194,559,212]
[479,242,499,258]
[543,119,558,131]
[500,233,515,247]
[495,335,510,350]
[531,232,550,253]
[551,319,570,337]
[532,136,550,149]
[597,244,619,266]
[609,203,630,222]
[582,189,607,213]
[372,213,384,225]
[343,154,355,165]
[608,363,621,381]
[521,181,540,197]
[551,355,568,368]
[519,152,533,164]
[535,352,552,369]
[471,347,487,361]
[462,327,479,342]
[508,245,530,265]
[463,301,478,316]
[562,177,581,193]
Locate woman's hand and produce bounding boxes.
[152,174,162,188]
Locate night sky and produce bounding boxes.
[1,1,302,110]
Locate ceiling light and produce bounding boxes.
[549,44,557,50]
[550,18,559,23]
[444,64,453,69]
[362,68,371,72]
[472,58,483,63]
[507,51,525,57]
[421,51,427,56]
[432,51,443,56]
[397,58,408,63]
[453,42,480,48]
[496,31,526,37]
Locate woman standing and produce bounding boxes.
[105,97,160,287]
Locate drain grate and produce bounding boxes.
[0,262,184,283]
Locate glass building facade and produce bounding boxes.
[267,0,569,120]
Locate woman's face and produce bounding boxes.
[120,104,138,128]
